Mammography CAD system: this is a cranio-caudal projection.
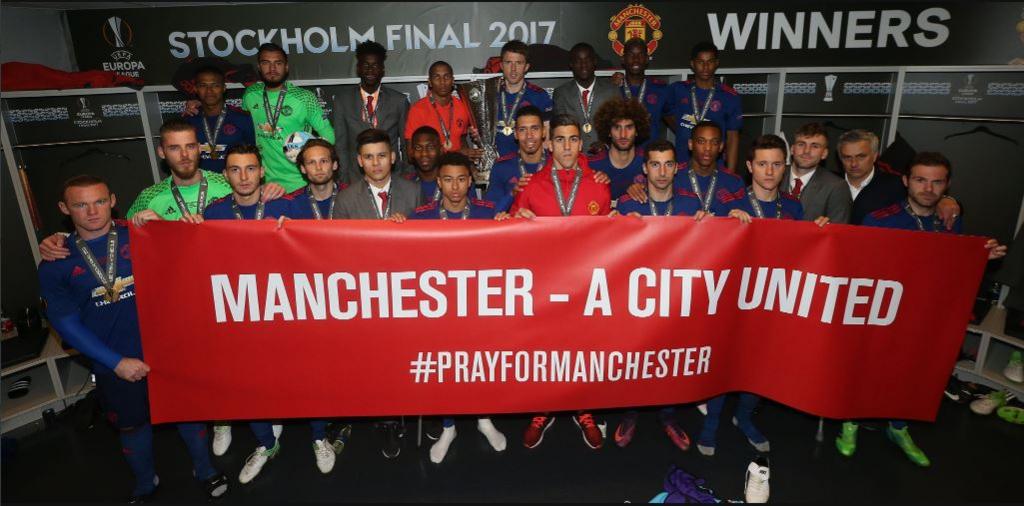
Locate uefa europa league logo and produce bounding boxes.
[823,74,838,103]
[964,74,976,91]
[103,16,131,48]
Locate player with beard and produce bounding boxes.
[588,97,649,201]
[613,140,703,218]
[484,106,547,212]
[242,43,335,192]
[492,40,554,156]
[618,38,670,147]
[286,138,347,219]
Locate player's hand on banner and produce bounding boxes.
[592,171,610,185]
[275,216,289,229]
[180,213,204,225]
[261,183,286,201]
[114,357,150,382]
[814,216,831,227]
[389,213,407,223]
[39,233,71,261]
[515,208,537,219]
[728,209,753,224]
[182,99,201,117]
[985,239,1007,260]
[693,210,709,221]
[494,212,512,221]
[937,196,961,230]
[625,182,647,203]
[131,210,162,227]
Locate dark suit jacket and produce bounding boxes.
[333,85,410,186]
[850,168,907,225]
[331,176,422,220]
[552,78,618,150]
[780,167,852,224]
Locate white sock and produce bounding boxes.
[477,418,507,452]
[429,426,457,463]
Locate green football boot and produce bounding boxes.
[886,424,930,467]
[835,421,858,457]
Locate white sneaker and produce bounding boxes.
[212,424,232,456]
[744,457,770,503]
[1004,352,1023,382]
[429,426,457,464]
[477,418,507,452]
[313,439,336,474]
[238,442,279,484]
[272,424,283,439]
[970,391,1015,415]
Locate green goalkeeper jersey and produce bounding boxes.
[126,170,233,220]
[242,81,336,192]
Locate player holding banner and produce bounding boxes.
[38,175,229,502]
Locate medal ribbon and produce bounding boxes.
[232,188,265,220]
[551,164,583,216]
[746,186,783,219]
[75,228,119,303]
[171,176,208,217]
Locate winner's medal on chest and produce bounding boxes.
[76,229,121,304]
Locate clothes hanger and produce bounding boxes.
[944,125,1019,145]
[58,147,131,168]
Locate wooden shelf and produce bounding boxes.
[0,330,63,376]
[1,364,58,423]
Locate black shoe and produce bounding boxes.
[424,418,444,441]
[326,423,353,455]
[379,422,401,459]
[204,473,229,500]
[945,376,975,404]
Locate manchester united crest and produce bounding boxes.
[608,4,663,57]
[588,200,600,215]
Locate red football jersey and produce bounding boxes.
[511,154,611,216]
[404,96,472,152]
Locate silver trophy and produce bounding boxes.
[458,77,501,185]
[823,74,838,103]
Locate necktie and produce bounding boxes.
[792,178,803,198]
[581,89,590,110]
[366,95,375,121]
[378,190,389,216]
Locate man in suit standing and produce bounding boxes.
[552,43,618,155]
[332,129,422,221]
[334,42,410,186]
[839,129,960,225]
[780,123,851,224]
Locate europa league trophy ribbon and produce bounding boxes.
[458,77,501,185]
[823,74,838,103]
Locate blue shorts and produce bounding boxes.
[94,371,150,429]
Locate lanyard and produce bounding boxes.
[499,85,526,130]
[905,202,942,232]
[648,193,674,216]
[171,176,208,217]
[368,185,392,219]
[688,170,717,213]
[202,110,227,159]
[622,79,647,103]
[746,186,783,219]
[232,189,265,220]
[262,86,288,132]
[308,184,337,220]
[689,84,717,123]
[428,95,455,149]
[551,164,583,216]
[439,204,470,220]
[75,228,121,304]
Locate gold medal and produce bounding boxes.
[210,150,219,160]
[583,123,593,133]
[260,122,274,133]
[503,126,513,136]
[444,139,453,151]
[104,286,121,304]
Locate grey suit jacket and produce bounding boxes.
[552,78,618,150]
[781,167,852,224]
[331,176,422,220]
[333,85,410,186]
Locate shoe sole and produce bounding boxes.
[573,417,605,449]
[239,448,278,484]
[524,418,555,449]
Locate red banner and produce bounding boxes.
[130,217,989,424]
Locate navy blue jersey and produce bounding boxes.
[674,167,745,211]
[484,152,545,212]
[666,81,743,163]
[494,81,554,156]
[37,223,141,374]
[619,77,670,146]
[203,195,293,220]
[615,189,703,216]
[712,187,804,220]
[588,148,646,201]
[187,107,256,173]
[410,199,497,219]
[285,183,344,219]
[862,200,962,233]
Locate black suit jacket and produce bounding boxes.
[850,169,906,225]
[333,85,410,185]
